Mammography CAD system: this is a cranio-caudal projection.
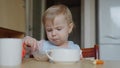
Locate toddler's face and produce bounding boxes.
[45,14,73,46]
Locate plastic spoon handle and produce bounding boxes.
[22,42,26,59]
[46,50,54,61]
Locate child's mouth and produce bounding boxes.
[52,39,59,42]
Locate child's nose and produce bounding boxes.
[52,30,57,36]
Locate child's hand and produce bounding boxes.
[23,36,38,51]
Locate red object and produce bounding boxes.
[22,43,26,59]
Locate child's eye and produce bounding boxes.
[57,28,62,31]
[46,29,52,32]
[56,27,62,31]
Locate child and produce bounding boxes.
[23,4,82,60]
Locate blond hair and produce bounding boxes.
[42,4,74,25]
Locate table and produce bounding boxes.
[1,58,120,68]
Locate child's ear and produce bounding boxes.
[68,23,74,33]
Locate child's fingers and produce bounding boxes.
[23,36,38,53]
[23,36,32,46]
[32,41,38,51]
[24,37,36,47]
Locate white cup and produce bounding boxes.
[0,38,22,66]
[46,48,81,63]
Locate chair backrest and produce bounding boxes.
[81,44,100,59]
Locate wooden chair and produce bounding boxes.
[81,44,100,59]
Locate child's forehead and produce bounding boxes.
[45,20,67,26]
[46,14,66,21]
[45,14,67,25]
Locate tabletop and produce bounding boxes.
[0,58,120,68]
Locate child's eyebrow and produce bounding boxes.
[46,27,52,29]
[55,26,63,28]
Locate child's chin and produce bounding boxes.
[52,42,61,46]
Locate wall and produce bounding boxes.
[98,0,120,60]
[0,0,25,32]
[84,0,95,48]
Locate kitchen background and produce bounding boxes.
[0,0,120,60]
[97,0,120,60]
